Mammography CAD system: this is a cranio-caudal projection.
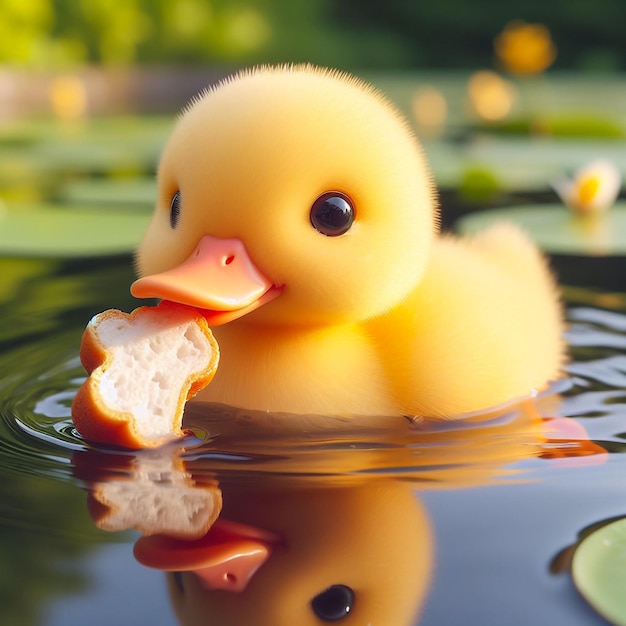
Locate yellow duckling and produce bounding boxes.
[132,65,564,419]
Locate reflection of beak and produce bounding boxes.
[131,235,283,327]
[133,519,282,592]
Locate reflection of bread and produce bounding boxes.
[72,301,219,449]
[88,453,222,539]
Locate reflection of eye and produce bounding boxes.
[170,191,182,229]
[172,571,185,594]
[310,192,354,237]
[311,584,354,621]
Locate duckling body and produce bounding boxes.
[132,65,564,419]
[204,323,400,416]
[367,224,563,417]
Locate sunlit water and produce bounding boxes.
[1,255,625,625]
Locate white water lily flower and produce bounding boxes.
[552,159,622,214]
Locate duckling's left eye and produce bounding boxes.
[169,191,181,229]
[310,192,354,237]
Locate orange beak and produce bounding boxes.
[131,235,282,326]
[133,519,281,592]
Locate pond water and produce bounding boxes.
[0,251,625,626]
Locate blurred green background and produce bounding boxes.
[0,0,623,256]
[0,0,624,71]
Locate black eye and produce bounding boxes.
[311,584,354,621]
[169,191,181,229]
[310,192,354,236]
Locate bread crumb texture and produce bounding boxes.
[73,302,219,448]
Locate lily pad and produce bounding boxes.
[33,141,157,175]
[455,203,626,256]
[464,138,626,191]
[474,113,625,139]
[0,204,150,257]
[60,178,156,209]
[0,116,170,178]
[572,517,626,625]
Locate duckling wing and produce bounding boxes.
[368,224,565,418]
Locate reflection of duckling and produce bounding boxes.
[132,65,564,419]
[136,480,433,626]
[182,398,605,484]
[74,404,605,626]
[134,407,603,626]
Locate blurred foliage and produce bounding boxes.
[336,0,626,71]
[457,165,502,205]
[0,0,374,67]
[0,0,624,70]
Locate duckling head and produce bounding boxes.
[133,65,437,327]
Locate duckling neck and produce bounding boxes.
[195,322,400,416]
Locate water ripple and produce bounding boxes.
[1,290,625,484]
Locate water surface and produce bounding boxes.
[1,254,625,625]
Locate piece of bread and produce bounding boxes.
[72,301,219,449]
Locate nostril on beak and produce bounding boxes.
[224,573,237,585]
[223,255,235,266]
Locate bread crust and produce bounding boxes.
[71,301,219,449]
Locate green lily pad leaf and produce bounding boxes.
[573,518,626,626]
[0,205,150,257]
[34,142,157,174]
[456,203,626,256]
[464,138,626,190]
[60,178,156,209]
[475,113,625,139]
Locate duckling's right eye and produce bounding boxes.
[311,584,354,621]
[310,192,354,236]
[169,191,181,229]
